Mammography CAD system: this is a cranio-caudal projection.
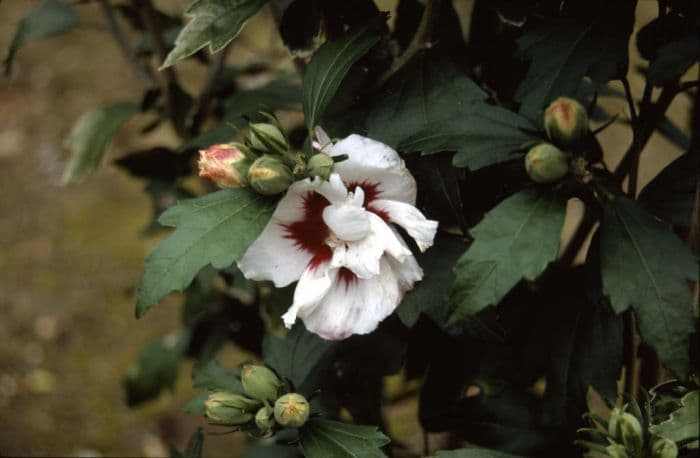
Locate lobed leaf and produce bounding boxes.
[448,190,566,325]
[300,419,390,458]
[161,0,268,69]
[600,196,697,379]
[650,390,699,447]
[62,102,138,184]
[639,152,698,227]
[135,189,274,317]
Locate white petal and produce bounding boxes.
[282,261,338,329]
[323,203,371,241]
[314,173,347,204]
[328,213,411,279]
[300,258,402,340]
[373,199,438,252]
[329,135,417,205]
[238,179,320,286]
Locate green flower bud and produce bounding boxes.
[198,143,254,188]
[248,155,294,195]
[255,405,276,434]
[651,437,678,458]
[608,407,625,440]
[274,393,310,428]
[241,364,282,402]
[307,153,335,180]
[524,143,570,184]
[248,122,288,156]
[619,412,644,456]
[204,390,260,426]
[544,97,588,145]
[605,442,630,458]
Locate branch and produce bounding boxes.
[613,83,680,188]
[188,45,231,136]
[373,0,442,89]
[133,0,182,134]
[97,0,157,88]
[621,78,637,126]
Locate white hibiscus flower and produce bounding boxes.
[238,129,438,340]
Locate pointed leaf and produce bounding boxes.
[365,54,486,148]
[303,21,381,128]
[136,189,274,317]
[400,104,538,170]
[161,0,268,69]
[600,196,697,379]
[647,36,700,86]
[300,419,390,458]
[515,4,635,118]
[262,324,335,393]
[62,102,138,184]
[638,152,699,227]
[3,0,80,74]
[448,190,566,325]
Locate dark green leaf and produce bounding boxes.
[136,189,274,317]
[62,102,138,184]
[222,77,302,122]
[436,448,524,457]
[647,36,700,86]
[123,331,191,406]
[303,21,381,128]
[448,190,566,325]
[515,4,635,119]
[115,147,192,180]
[650,390,699,446]
[365,54,486,148]
[170,427,204,458]
[186,359,244,413]
[400,105,538,170]
[639,152,698,227]
[600,196,697,378]
[161,0,268,69]
[3,0,80,74]
[397,233,466,328]
[262,324,335,393]
[300,418,390,458]
[656,116,691,152]
[179,123,237,153]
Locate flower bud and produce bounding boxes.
[651,437,678,458]
[274,393,310,428]
[241,364,282,402]
[619,412,644,456]
[198,143,253,188]
[248,122,288,156]
[248,155,294,195]
[307,153,335,180]
[255,405,276,434]
[524,143,570,184]
[608,407,625,440]
[544,97,588,145]
[204,390,260,426]
[605,442,630,458]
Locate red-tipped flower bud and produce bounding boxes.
[274,393,310,428]
[544,97,588,145]
[248,155,294,195]
[198,143,253,188]
[525,143,570,184]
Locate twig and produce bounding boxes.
[133,0,182,134]
[97,0,157,88]
[558,206,598,267]
[188,45,231,136]
[623,309,640,399]
[373,0,442,89]
[621,78,637,126]
[613,83,680,187]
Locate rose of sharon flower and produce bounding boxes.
[238,131,438,340]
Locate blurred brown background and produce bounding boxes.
[0,0,694,456]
